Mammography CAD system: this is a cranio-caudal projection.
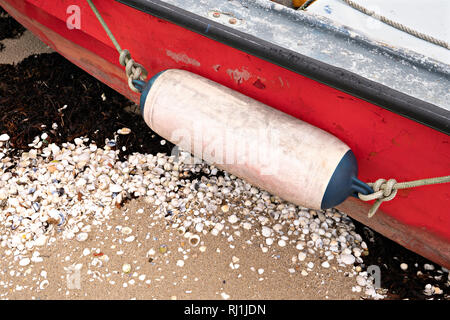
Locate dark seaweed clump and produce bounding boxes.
[353,220,449,300]
[0,7,26,51]
[0,53,174,160]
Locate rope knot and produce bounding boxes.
[358,175,450,218]
[373,178,398,201]
[358,178,398,218]
[119,49,148,93]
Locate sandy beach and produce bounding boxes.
[1,199,363,300]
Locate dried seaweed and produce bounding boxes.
[0,7,26,50]
[0,53,174,160]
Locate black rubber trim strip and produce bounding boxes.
[117,0,450,135]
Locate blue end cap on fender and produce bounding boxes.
[132,71,166,116]
[320,150,373,209]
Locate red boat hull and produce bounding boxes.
[1,0,449,267]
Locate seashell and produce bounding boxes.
[158,245,168,254]
[39,280,49,290]
[122,263,131,273]
[121,227,132,235]
[298,252,306,261]
[242,222,252,230]
[278,239,286,247]
[11,221,19,231]
[195,223,203,233]
[228,214,238,224]
[0,133,10,142]
[188,234,200,247]
[91,258,102,267]
[176,259,184,267]
[273,224,283,232]
[177,226,186,236]
[117,128,131,135]
[76,232,89,242]
[81,225,92,232]
[57,212,65,226]
[424,263,435,271]
[356,275,366,287]
[340,253,356,265]
[74,138,83,145]
[19,258,31,266]
[110,184,123,193]
[64,231,75,240]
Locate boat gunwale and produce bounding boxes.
[117,0,450,135]
[248,0,450,76]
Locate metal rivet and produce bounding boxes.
[229,18,237,24]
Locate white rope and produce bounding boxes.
[341,0,449,49]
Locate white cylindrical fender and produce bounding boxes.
[138,69,371,209]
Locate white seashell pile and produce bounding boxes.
[0,131,386,299]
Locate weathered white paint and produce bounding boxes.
[166,49,201,66]
[226,68,252,84]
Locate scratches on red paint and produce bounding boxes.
[253,79,266,89]
[166,49,200,67]
[391,137,400,146]
[212,64,221,72]
[368,151,378,158]
[336,95,355,101]
[226,67,251,85]
[372,110,387,123]
[334,123,345,132]
[398,189,412,198]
